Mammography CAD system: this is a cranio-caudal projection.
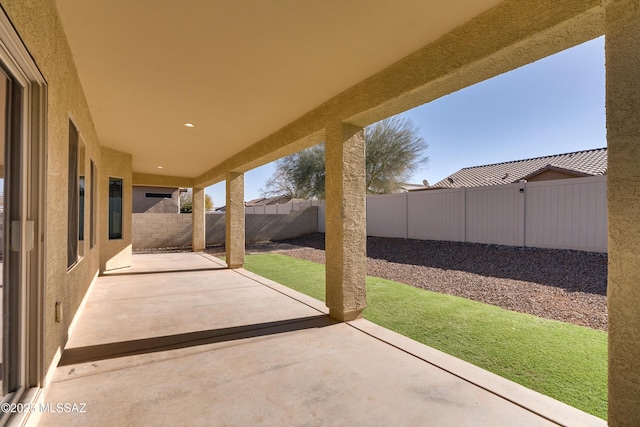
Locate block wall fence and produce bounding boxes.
[132,206,318,249]
[132,176,606,253]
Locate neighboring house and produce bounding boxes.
[422,147,607,190]
[132,186,180,213]
[398,182,428,192]
[245,195,292,207]
[217,195,301,212]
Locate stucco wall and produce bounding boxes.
[527,170,583,182]
[2,0,633,421]
[132,186,179,213]
[606,1,640,424]
[0,0,106,376]
[100,146,133,272]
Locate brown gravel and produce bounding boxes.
[249,233,608,331]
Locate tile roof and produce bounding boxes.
[429,147,607,189]
[245,195,292,206]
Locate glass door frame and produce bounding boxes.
[0,8,46,426]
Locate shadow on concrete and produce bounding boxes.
[102,266,226,277]
[59,315,336,366]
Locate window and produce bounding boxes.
[78,139,85,257]
[90,160,96,248]
[108,177,123,239]
[67,120,79,268]
[145,192,172,198]
[67,122,86,266]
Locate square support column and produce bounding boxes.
[225,172,245,269]
[606,1,640,424]
[191,187,206,251]
[325,122,367,321]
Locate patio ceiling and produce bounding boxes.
[54,0,502,180]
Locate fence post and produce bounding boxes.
[519,180,526,247]
[463,187,467,243]
[405,191,409,239]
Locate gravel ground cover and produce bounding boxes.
[240,233,608,331]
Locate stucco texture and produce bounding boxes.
[191,187,205,251]
[100,146,133,272]
[0,0,106,375]
[3,0,640,423]
[194,0,604,189]
[225,172,245,268]
[325,123,367,321]
[606,1,640,425]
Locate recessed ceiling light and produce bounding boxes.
[157,166,164,169]
[184,123,195,128]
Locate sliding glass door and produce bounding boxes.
[0,9,46,418]
[1,63,23,398]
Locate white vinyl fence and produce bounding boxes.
[366,176,607,253]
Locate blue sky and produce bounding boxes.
[207,36,605,206]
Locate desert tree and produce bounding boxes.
[179,189,214,213]
[261,116,427,198]
[261,143,326,199]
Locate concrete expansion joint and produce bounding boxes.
[329,308,363,322]
[344,319,598,427]
[227,264,243,269]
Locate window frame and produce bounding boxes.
[67,119,79,268]
[108,177,123,240]
[90,159,96,249]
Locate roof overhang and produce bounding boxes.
[53,0,605,187]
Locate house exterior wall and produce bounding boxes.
[4,0,636,422]
[527,169,582,181]
[0,0,107,377]
[132,186,179,213]
[100,146,133,272]
[194,1,605,189]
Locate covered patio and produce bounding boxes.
[32,253,602,426]
[0,1,638,425]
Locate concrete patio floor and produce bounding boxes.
[31,253,604,426]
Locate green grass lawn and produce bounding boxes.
[241,253,607,420]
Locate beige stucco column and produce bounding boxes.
[324,122,367,321]
[606,1,640,425]
[192,187,206,251]
[225,172,245,268]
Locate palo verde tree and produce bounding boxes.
[261,116,427,198]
